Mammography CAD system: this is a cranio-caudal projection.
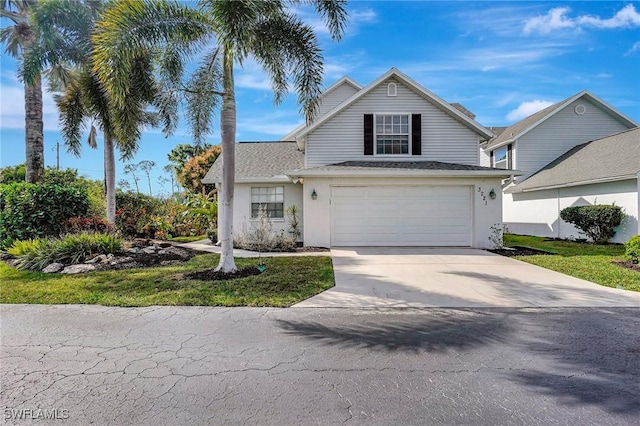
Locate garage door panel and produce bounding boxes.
[331,186,472,247]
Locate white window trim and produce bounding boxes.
[492,145,511,169]
[387,82,397,97]
[250,186,285,220]
[374,113,412,156]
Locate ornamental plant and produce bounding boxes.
[559,204,625,244]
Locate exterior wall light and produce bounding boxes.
[311,189,318,200]
[489,189,496,200]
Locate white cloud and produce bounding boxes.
[506,100,555,121]
[524,4,640,35]
[625,41,640,56]
[0,74,59,131]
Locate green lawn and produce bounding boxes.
[0,254,334,307]
[504,234,639,292]
[167,235,207,243]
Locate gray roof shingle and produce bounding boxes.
[290,160,508,173]
[507,127,640,193]
[484,101,561,150]
[201,142,304,183]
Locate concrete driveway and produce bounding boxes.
[294,248,640,308]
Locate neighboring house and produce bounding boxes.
[202,68,515,248]
[503,127,640,243]
[479,90,638,243]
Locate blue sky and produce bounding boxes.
[1,1,639,196]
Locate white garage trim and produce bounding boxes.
[330,185,473,247]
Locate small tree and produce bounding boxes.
[138,160,156,196]
[123,163,140,193]
[560,204,625,244]
[177,145,221,195]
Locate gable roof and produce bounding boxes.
[201,142,304,184]
[485,91,638,150]
[296,68,494,140]
[280,76,362,141]
[506,127,640,193]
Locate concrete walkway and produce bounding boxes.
[294,247,640,308]
[177,239,330,257]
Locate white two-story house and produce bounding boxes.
[479,91,639,243]
[203,68,516,248]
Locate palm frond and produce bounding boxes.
[93,0,212,108]
[55,77,86,157]
[185,46,222,146]
[306,0,347,41]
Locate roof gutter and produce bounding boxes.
[509,174,638,193]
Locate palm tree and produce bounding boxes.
[93,0,347,272]
[1,0,44,183]
[23,0,158,225]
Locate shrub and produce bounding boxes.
[0,182,89,248]
[206,226,217,243]
[560,204,625,244]
[177,145,221,195]
[625,235,640,264]
[234,207,297,252]
[8,233,123,271]
[63,216,113,234]
[115,191,163,238]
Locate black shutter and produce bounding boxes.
[364,114,374,155]
[490,150,495,167]
[507,143,513,169]
[411,114,421,155]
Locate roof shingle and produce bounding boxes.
[507,127,640,193]
[201,142,304,183]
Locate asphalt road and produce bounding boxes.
[1,305,639,425]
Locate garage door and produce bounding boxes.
[331,186,472,246]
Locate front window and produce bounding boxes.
[493,146,508,169]
[251,186,284,219]
[375,114,409,154]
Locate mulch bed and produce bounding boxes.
[488,246,554,257]
[612,260,640,272]
[182,266,263,281]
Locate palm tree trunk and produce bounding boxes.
[215,49,238,273]
[104,134,116,225]
[24,77,44,183]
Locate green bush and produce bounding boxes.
[0,182,89,248]
[560,204,625,244]
[625,235,640,264]
[115,191,163,237]
[8,233,123,271]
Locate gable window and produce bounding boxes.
[492,143,513,169]
[375,114,409,154]
[251,187,284,219]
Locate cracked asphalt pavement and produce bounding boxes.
[1,305,639,425]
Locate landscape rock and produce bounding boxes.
[142,246,157,254]
[85,254,108,264]
[110,256,133,265]
[42,262,64,273]
[61,264,96,274]
[132,238,151,248]
[158,242,172,248]
[0,253,14,261]
[158,246,190,259]
[127,247,142,254]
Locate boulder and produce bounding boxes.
[158,246,190,259]
[127,247,142,254]
[42,262,64,273]
[85,254,107,264]
[142,246,157,254]
[61,264,96,274]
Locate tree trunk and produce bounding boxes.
[215,49,238,273]
[104,135,116,225]
[24,77,44,183]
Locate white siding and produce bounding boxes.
[479,146,491,167]
[306,78,481,167]
[303,176,503,249]
[221,183,304,242]
[317,83,359,117]
[504,179,639,243]
[516,98,632,178]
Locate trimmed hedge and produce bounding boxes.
[0,182,89,248]
[625,235,640,264]
[560,204,625,244]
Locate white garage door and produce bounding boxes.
[331,186,472,246]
